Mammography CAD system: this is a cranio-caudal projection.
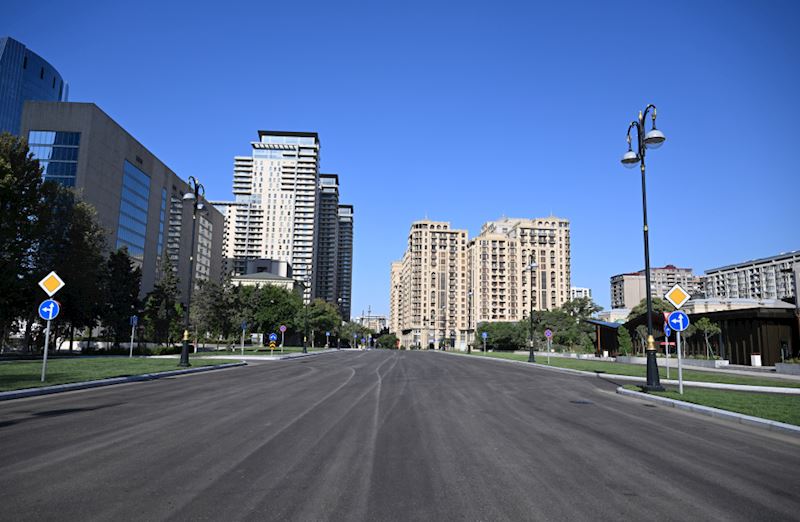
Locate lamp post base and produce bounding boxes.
[643,350,664,391]
[528,347,536,363]
[178,340,191,367]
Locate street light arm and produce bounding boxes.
[626,121,641,149]
[642,104,657,124]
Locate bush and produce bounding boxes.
[82,344,182,356]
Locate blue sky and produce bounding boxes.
[5,0,799,315]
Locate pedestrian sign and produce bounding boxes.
[664,284,690,309]
[38,300,60,321]
[668,310,690,332]
[38,271,65,297]
[481,332,488,339]
[279,325,287,333]
[269,333,278,342]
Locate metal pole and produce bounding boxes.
[547,338,551,365]
[41,319,51,382]
[179,190,199,368]
[241,327,245,356]
[483,338,486,353]
[281,331,285,352]
[638,110,663,391]
[129,323,135,358]
[528,255,536,363]
[677,330,684,395]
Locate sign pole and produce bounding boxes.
[677,330,683,395]
[41,319,51,382]
[281,331,285,352]
[241,327,245,356]
[547,338,551,365]
[665,334,669,380]
[130,323,135,358]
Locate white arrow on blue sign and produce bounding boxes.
[38,300,60,321]
[663,323,671,337]
[269,333,278,342]
[668,310,690,332]
[481,332,488,339]
[130,315,138,327]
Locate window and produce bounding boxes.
[116,161,151,263]
[27,130,80,187]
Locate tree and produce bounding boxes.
[190,279,225,343]
[304,299,342,345]
[143,256,181,346]
[0,133,45,345]
[377,333,399,349]
[560,297,602,321]
[251,285,303,337]
[628,297,675,319]
[340,321,374,347]
[474,321,526,351]
[617,326,633,356]
[694,317,721,359]
[634,324,649,354]
[103,248,142,346]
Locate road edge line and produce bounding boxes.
[615,386,800,438]
[0,362,247,401]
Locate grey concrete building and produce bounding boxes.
[705,251,799,301]
[610,264,706,310]
[337,204,354,321]
[0,37,67,135]
[20,101,224,298]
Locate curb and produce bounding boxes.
[615,386,800,438]
[437,351,800,394]
[0,362,247,402]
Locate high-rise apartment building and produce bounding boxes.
[609,265,706,309]
[314,174,340,305]
[705,251,799,301]
[468,217,571,326]
[390,220,469,349]
[20,101,224,297]
[390,216,571,349]
[336,204,354,320]
[215,131,354,310]
[0,37,67,135]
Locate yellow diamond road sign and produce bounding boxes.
[664,284,690,309]
[39,271,65,297]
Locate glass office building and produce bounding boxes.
[27,130,80,186]
[116,160,151,263]
[0,37,67,135]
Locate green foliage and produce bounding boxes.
[340,321,375,346]
[628,297,675,319]
[474,321,527,351]
[301,299,342,342]
[104,248,142,345]
[377,333,399,349]
[694,317,722,358]
[143,256,181,346]
[617,326,633,355]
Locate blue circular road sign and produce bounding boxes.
[668,311,690,332]
[38,299,60,321]
[663,323,672,337]
[481,332,488,339]
[545,329,553,339]
[269,333,278,342]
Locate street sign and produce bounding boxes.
[38,271,65,297]
[544,329,553,339]
[664,284,690,309]
[269,333,278,342]
[663,323,671,338]
[130,315,138,327]
[668,310,690,332]
[279,325,287,333]
[269,341,276,350]
[481,332,488,340]
[241,321,247,330]
[326,331,330,336]
[38,300,60,321]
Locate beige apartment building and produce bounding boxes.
[390,220,469,349]
[390,216,571,350]
[610,264,706,309]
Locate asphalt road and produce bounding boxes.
[1,351,798,521]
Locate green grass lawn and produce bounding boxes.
[622,385,800,426]
[202,345,328,355]
[467,351,800,388]
[0,357,239,392]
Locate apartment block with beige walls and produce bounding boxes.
[390,216,571,350]
[390,220,469,349]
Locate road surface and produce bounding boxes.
[1,351,798,521]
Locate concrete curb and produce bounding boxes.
[200,349,355,362]
[616,386,800,438]
[0,362,247,402]
[437,351,800,394]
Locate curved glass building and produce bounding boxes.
[0,36,67,135]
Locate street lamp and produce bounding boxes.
[178,176,204,368]
[337,297,343,349]
[467,290,473,354]
[526,257,538,363]
[621,104,666,391]
[302,276,311,354]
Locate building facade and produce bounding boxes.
[468,217,571,326]
[0,37,67,135]
[336,204,354,321]
[314,174,340,305]
[390,220,470,349]
[705,251,799,301]
[610,265,706,310]
[20,101,224,298]
[571,287,592,300]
